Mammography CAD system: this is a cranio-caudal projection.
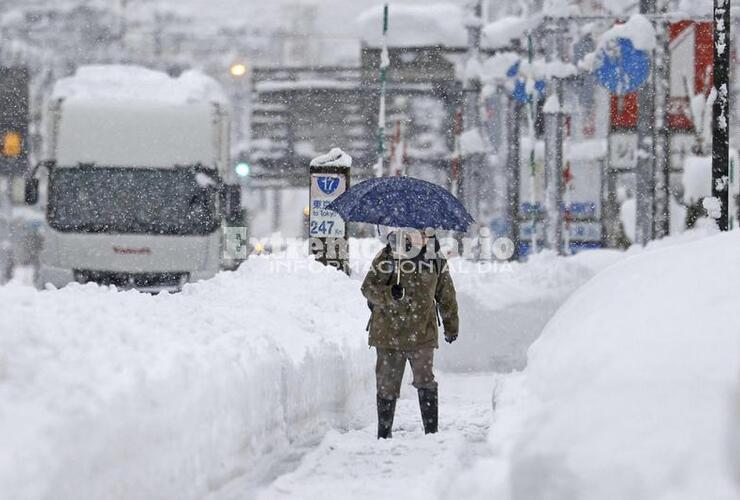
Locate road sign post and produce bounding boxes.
[308,149,351,274]
[712,0,731,231]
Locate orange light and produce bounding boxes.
[229,63,248,77]
[2,131,21,157]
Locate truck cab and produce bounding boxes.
[28,65,240,292]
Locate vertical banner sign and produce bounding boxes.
[309,165,350,273]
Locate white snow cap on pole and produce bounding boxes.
[310,148,353,168]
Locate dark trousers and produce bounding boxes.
[375,347,437,400]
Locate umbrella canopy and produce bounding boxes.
[326,176,474,232]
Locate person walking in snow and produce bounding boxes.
[361,228,459,439]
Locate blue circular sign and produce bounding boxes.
[595,37,650,95]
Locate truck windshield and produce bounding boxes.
[48,166,220,235]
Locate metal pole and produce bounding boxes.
[543,17,567,253]
[0,176,12,283]
[544,110,564,252]
[375,4,389,177]
[451,108,463,196]
[507,98,522,259]
[462,0,483,220]
[272,187,281,233]
[525,32,539,253]
[635,0,657,245]
[653,7,671,238]
[712,0,731,230]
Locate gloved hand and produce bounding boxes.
[390,284,405,300]
[444,332,458,344]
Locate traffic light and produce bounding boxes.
[0,66,29,175]
[2,131,21,157]
[235,162,250,177]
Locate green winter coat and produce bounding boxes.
[361,246,459,350]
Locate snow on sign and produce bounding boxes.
[594,15,655,95]
[309,173,347,237]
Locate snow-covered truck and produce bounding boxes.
[25,65,241,291]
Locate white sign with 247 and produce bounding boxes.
[309,173,347,238]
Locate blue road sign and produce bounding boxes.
[595,37,650,95]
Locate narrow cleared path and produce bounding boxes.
[254,372,497,500]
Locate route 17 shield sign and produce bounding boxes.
[309,173,347,237]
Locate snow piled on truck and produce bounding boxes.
[52,65,227,105]
[50,65,229,169]
[461,230,740,500]
[0,257,373,500]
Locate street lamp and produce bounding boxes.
[229,62,248,78]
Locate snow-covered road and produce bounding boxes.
[10,230,735,499]
[252,372,497,500]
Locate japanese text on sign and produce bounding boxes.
[309,173,346,237]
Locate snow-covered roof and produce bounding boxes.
[356,2,555,52]
[356,3,467,49]
[482,15,542,50]
[51,65,228,105]
[357,5,543,51]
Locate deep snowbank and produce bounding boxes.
[436,251,616,372]
[0,257,373,500]
[465,230,740,500]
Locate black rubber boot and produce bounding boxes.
[377,396,396,439]
[418,388,438,434]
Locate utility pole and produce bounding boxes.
[635,0,656,245]
[712,0,731,231]
[543,17,568,253]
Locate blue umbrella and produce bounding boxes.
[326,176,474,232]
